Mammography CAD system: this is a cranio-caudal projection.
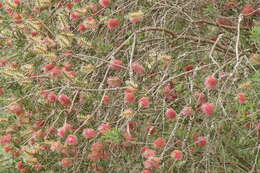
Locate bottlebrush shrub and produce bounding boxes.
[0,0,258,172]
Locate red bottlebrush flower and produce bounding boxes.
[103,95,110,104]
[170,150,183,160]
[12,13,23,24]
[9,104,24,116]
[91,142,104,152]
[210,36,217,41]
[216,18,232,26]
[99,0,111,8]
[79,23,87,33]
[82,128,97,139]
[34,130,46,139]
[165,108,177,119]
[181,106,194,116]
[256,124,260,133]
[124,92,136,103]
[3,145,13,152]
[66,2,74,10]
[241,4,255,16]
[0,134,12,144]
[58,94,71,106]
[132,62,145,76]
[201,103,215,116]
[49,67,62,77]
[70,11,80,21]
[204,76,218,90]
[194,136,207,146]
[57,127,67,138]
[143,157,160,169]
[127,121,137,130]
[236,93,247,103]
[140,146,149,153]
[107,18,120,29]
[141,170,153,173]
[125,87,137,93]
[110,58,124,70]
[107,76,122,87]
[0,2,3,8]
[98,123,111,134]
[0,58,9,67]
[183,65,194,71]
[65,135,78,145]
[14,0,21,6]
[47,92,57,103]
[61,158,73,168]
[143,149,156,158]
[153,137,166,149]
[0,88,4,96]
[139,97,150,108]
[195,91,207,105]
[17,161,24,170]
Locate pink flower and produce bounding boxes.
[103,95,110,104]
[83,128,97,139]
[183,65,194,72]
[204,76,218,90]
[143,149,156,158]
[141,170,153,173]
[98,123,111,134]
[57,127,67,138]
[110,58,124,70]
[34,130,46,139]
[17,161,23,170]
[124,92,136,103]
[143,157,160,169]
[107,18,120,29]
[9,104,24,116]
[66,135,78,145]
[170,150,183,160]
[0,134,12,145]
[241,4,255,16]
[49,67,62,78]
[201,103,215,116]
[236,93,247,103]
[99,0,111,7]
[58,94,71,106]
[181,106,194,116]
[139,97,150,108]
[61,158,73,168]
[140,146,149,153]
[256,124,260,133]
[91,142,104,152]
[70,11,80,21]
[47,92,57,103]
[132,62,145,76]
[195,136,207,146]
[165,108,177,119]
[107,76,122,87]
[153,138,166,149]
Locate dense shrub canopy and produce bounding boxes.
[0,0,259,172]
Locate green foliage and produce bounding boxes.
[101,128,122,144]
[250,27,260,42]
